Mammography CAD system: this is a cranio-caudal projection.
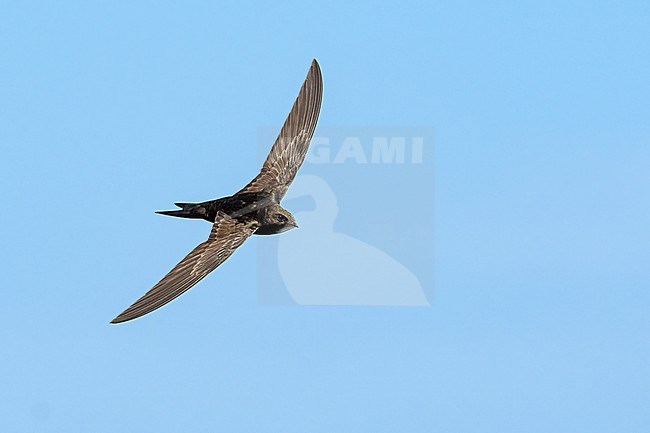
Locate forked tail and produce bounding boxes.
[156,202,207,219]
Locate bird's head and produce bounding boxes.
[255,205,298,235]
[269,206,298,232]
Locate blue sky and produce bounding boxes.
[1,1,650,431]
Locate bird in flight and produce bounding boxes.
[111,60,323,323]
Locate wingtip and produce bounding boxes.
[110,311,134,324]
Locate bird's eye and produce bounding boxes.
[275,213,288,222]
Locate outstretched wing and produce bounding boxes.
[111,212,258,323]
[239,59,323,200]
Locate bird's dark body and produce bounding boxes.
[157,192,285,235]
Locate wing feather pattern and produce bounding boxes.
[111,212,258,323]
[239,59,323,200]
